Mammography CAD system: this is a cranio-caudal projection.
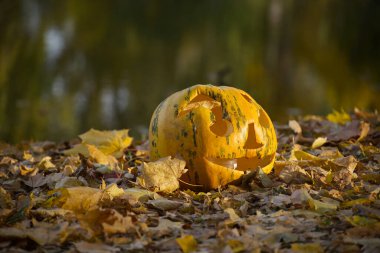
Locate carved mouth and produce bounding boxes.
[206,157,238,170]
[206,153,275,171]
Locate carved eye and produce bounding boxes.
[179,94,233,137]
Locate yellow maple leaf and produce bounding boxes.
[176,235,198,253]
[327,109,351,124]
[79,128,133,158]
[64,143,117,168]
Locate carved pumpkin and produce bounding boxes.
[149,84,277,190]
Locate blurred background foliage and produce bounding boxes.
[0,0,379,143]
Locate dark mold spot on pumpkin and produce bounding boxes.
[210,111,215,122]
[181,129,188,137]
[173,104,179,117]
[191,118,197,147]
[184,88,191,102]
[219,147,226,157]
[151,102,163,137]
[236,120,240,130]
[187,150,196,159]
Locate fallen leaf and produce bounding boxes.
[64,143,118,168]
[0,221,69,246]
[55,176,87,188]
[59,187,100,212]
[308,198,338,213]
[279,165,312,184]
[224,208,241,223]
[318,149,343,160]
[22,173,47,188]
[340,198,372,209]
[102,214,134,236]
[124,187,160,202]
[137,156,187,193]
[0,156,17,166]
[80,128,133,158]
[290,145,320,161]
[28,220,69,245]
[271,194,292,207]
[30,208,73,218]
[327,109,351,124]
[226,239,245,253]
[37,156,55,170]
[20,165,38,176]
[289,120,302,134]
[74,241,120,253]
[291,243,324,253]
[328,120,362,141]
[0,187,13,209]
[176,235,198,253]
[357,122,370,142]
[147,198,182,211]
[150,218,183,235]
[330,156,357,173]
[290,188,312,206]
[346,215,379,227]
[256,167,273,187]
[311,137,327,149]
[345,238,380,253]
[103,183,126,199]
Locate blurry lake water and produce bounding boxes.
[0,0,379,143]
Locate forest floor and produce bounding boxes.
[0,109,379,253]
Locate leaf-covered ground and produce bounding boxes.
[0,109,379,253]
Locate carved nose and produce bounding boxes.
[244,122,264,149]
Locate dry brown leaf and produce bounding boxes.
[279,165,312,184]
[22,173,47,188]
[147,198,182,211]
[137,156,187,193]
[0,221,69,246]
[224,208,241,223]
[291,243,324,253]
[150,218,183,236]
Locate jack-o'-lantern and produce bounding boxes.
[149,84,277,190]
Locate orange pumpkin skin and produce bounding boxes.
[149,84,277,190]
